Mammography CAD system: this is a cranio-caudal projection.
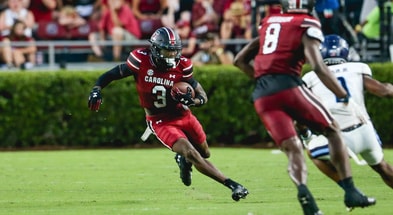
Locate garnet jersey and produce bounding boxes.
[254,13,322,78]
[126,48,194,115]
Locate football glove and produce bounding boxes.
[88,87,102,111]
[337,94,350,103]
[171,87,195,106]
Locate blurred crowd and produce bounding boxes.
[0,0,389,70]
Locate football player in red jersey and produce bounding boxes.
[234,0,375,214]
[88,27,249,201]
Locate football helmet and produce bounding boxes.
[281,0,315,14]
[320,34,349,65]
[149,27,182,69]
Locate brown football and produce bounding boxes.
[171,82,195,98]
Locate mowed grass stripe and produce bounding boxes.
[0,148,391,215]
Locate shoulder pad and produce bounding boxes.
[306,27,324,43]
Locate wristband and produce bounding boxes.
[196,94,205,106]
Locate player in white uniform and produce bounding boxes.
[301,34,393,190]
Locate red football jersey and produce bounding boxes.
[254,13,321,78]
[126,48,193,115]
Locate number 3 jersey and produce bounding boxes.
[302,62,372,129]
[254,13,321,78]
[126,48,193,115]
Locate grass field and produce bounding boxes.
[1,148,392,215]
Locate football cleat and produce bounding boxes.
[174,153,192,186]
[344,188,376,211]
[231,184,249,201]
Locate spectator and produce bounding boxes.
[0,0,35,37]
[174,0,194,22]
[355,1,393,41]
[28,0,57,23]
[191,0,219,30]
[57,5,87,29]
[160,0,178,28]
[1,19,37,69]
[132,0,168,21]
[220,0,252,41]
[220,0,252,54]
[89,0,141,61]
[174,10,196,57]
[264,2,281,17]
[182,23,220,59]
[191,32,234,66]
[100,0,133,10]
[359,0,377,25]
[315,0,358,47]
[344,0,364,28]
[250,0,281,38]
[132,0,168,38]
[315,0,360,61]
[211,0,227,18]
[175,11,191,40]
[57,0,100,21]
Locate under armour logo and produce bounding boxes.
[299,197,309,205]
[156,120,162,124]
[180,98,189,104]
[169,74,176,79]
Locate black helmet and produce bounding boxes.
[149,27,182,69]
[281,0,315,14]
[320,34,349,65]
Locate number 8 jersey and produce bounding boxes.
[254,13,322,78]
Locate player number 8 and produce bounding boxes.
[262,23,281,54]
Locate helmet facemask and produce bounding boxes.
[281,0,315,14]
[151,45,181,69]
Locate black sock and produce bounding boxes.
[338,177,355,192]
[224,178,237,190]
[297,184,309,198]
[337,180,345,190]
[297,184,320,213]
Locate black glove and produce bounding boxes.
[88,87,102,111]
[171,87,195,106]
[337,94,350,103]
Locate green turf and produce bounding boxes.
[0,148,391,215]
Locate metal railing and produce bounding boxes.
[1,38,251,69]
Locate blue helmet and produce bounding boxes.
[320,34,349,65]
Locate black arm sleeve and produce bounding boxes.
[185,77,198,89]
[95,63,133,88]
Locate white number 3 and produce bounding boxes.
[262,23,281,54]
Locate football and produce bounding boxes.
[171,82,195,98]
